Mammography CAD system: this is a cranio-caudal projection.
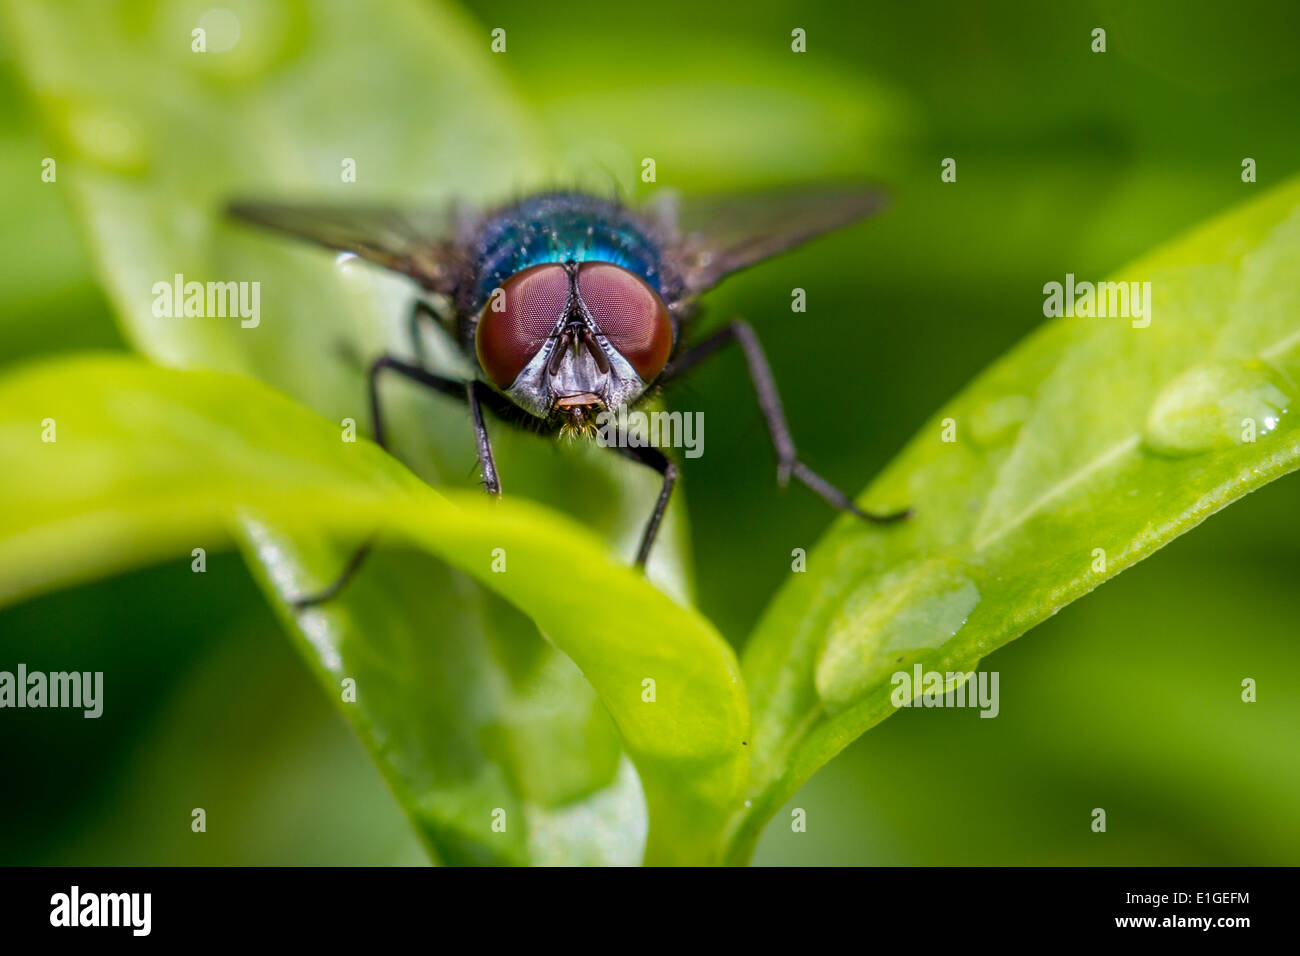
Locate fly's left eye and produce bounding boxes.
[475,263,571,388]
[576,263,673,382]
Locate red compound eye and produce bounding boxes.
[476,263,570,388]
[576,262,673,382]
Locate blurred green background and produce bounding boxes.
[2,0,1298,865]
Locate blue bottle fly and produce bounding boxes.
[227,185,910,605]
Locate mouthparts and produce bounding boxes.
[553,392,605,436]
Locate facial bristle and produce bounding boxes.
[557,408,599,442]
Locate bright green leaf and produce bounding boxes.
[727,178,1300,863]
[0,355,749,864]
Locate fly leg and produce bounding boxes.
[407,299,442,368]
[465,380,502,496]
[609,436,679,567]
[404,299,503,494]
[291,349,500,609]
[658,318,911,524]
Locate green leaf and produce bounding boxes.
[0,355,749,864]
[0,0,701,863]
[726,178,1300,863]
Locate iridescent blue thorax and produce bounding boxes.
[466,193,674,311]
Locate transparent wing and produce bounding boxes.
[226,199,470,293]
[657,184,889,299]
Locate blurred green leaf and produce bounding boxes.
[0,61,118,359]
[0,355,749,864]
[523,41,917,195]
[727,178,1300,862]
[0,0,701,864]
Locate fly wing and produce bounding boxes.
[657,185,888,300]
[226,199,471,294]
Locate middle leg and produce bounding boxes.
[609,437,679,567]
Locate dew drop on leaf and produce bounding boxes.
[814,560,981,711]
[64,108,148,175]
[1142,360,1291,458]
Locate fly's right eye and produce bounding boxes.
[475,263,570,388]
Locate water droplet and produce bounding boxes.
[167,1,305,81]
[333,251,375,292]
[815,560,980,711]
[65,108,147,174]
[197,8,242,54]
[968,394,1033,448]
[1143,360,1291,458]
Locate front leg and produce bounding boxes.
[610,437,679,567]
[658,319,910,524]
[292,355,493,609]
[466,380,501,496]
[403,299,503,496]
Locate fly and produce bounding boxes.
[226,186,911,607]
